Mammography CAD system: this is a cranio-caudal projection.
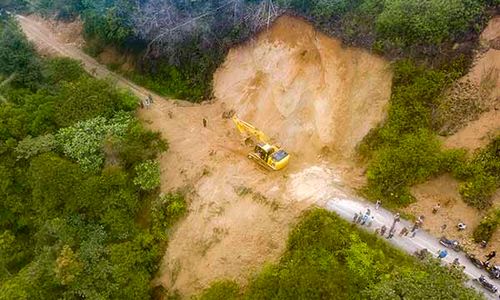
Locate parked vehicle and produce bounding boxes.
[475,275,498,293]
[439,236,461,252]
[487,265,500,280]
[467,253,485,269]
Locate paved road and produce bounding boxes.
[17,14,499,300]
[324,195,499,299]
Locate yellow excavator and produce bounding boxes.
[232,116,290,170]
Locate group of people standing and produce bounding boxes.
[353,200,424,240]
[353,209,374,227]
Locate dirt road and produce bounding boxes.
[17,14,499,299]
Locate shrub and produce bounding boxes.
[53,77,137,127]
[456,136,500,209]
[43,57,85,84]
[198,280,240,300]
[150,193,186,239]
[366,130,444,206]
[133,160,160,191]
[375,0,483,48]
[113,120,167,169]
[14,134,56,160]
[473,208,500,243]
[0,19,42,88]
[56,113,132,172]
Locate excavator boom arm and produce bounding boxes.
[232,116,270,143]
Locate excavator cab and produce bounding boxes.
[252,143,289,170]
[254,143,271,161]
[232,116,290,171]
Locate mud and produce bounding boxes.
[214,16,392,160]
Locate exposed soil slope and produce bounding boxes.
[214,16,392,160]
[409,16,500,268]
[442,16,500,151]
[20,14,392,297]
[19,13,500,300]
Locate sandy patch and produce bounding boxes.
[407,175,500,266]
[442,16,500,150]
[29,14,85,47]
[214,15,392,160]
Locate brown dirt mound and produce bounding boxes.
[441,16,500,149]
[214,16,392,160]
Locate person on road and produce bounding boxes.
[367,216,375,227]
[356,211,363,224]
[375,200,381,210]
[387,228,396,239]
[353,212,359,223]
[486,251,496,261]
[452,258,460,266]
[380,225,387,236]
[394,213,401,223]
[411,221,419,233]
[361,213,370,225]
[437,249,448,259]
[391,213,401,230]
[399,227,409,236]
[410,228,419,238]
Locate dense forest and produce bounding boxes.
[0,15,186,299]
[0,0,499,299]
[198,210,483,299]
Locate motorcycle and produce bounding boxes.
[487,265,500,280]
[439,236,461,252]
[467,253,485,269]
[475,275,498,293]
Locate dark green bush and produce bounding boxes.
[473,208,500,242]
[199,280,240,300]
[53,77,137,127]
[375,0,483,48]
[150,193,186,240]
[360,59,469,207]
[456,136,500,209]
[43,57,85,84]
[366,130,444,205]
[0,19,42,89]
